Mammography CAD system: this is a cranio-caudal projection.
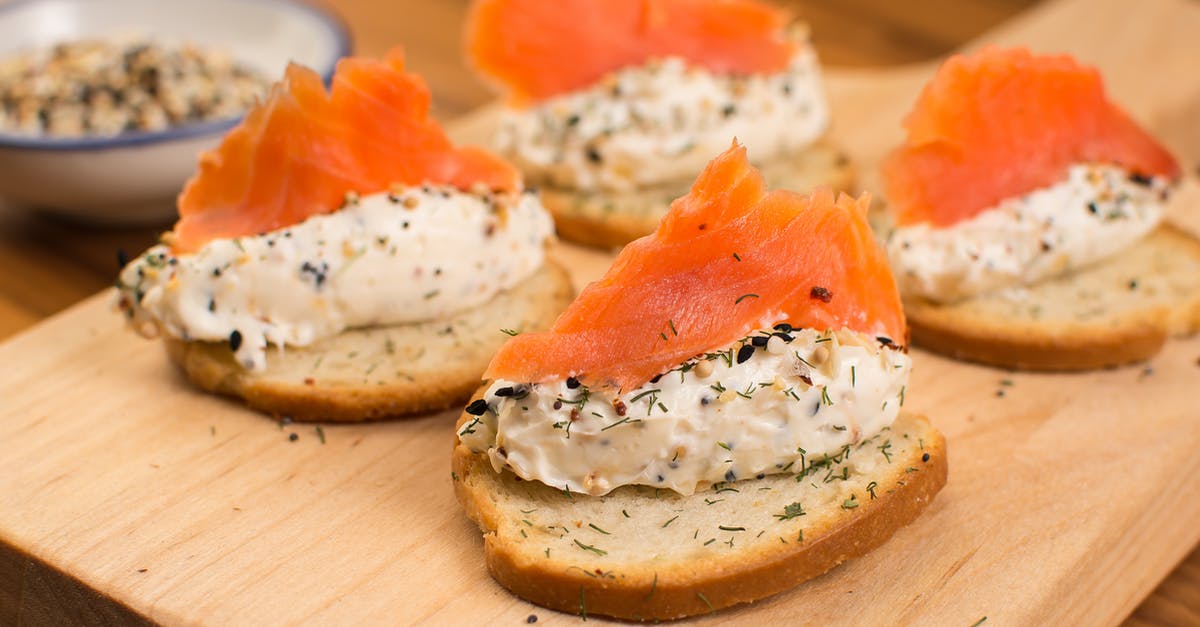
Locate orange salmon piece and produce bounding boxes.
[884,46,1179,228]
[485,141,904,391]
[465,0,796,103]
[172,49,519,253]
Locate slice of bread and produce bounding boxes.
[452,410,946,621]
[540,143,855,249]
[905,224,1200,370]
[165,261,574,422]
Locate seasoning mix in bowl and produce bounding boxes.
[0,39,270,138]
[0,0,350,225]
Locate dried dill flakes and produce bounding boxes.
[775,502,806,521]
[315,425,326,444]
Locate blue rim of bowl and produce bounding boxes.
[0,0,353,151]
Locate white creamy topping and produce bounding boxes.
[887,164,1172,303]
[458,328,910,496]
[495,45,828,192]
[117,185,553,370]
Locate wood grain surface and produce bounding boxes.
[1,0,1198,625]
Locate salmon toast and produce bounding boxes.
[453,142,946,620]
[465,0,852,248]
[116,50,572,421]
[881,46,1199,370]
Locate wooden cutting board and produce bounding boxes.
[3,0,1199,624]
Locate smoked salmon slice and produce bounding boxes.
[485,141,905,391]
[171,49,519,253]
[884,46,1180,228]
[465,0,796,103]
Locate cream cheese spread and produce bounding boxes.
[458,327,910,496]
[117,185,554,370]
[494,44,829,192]
[887,164,1171,303]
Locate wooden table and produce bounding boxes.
[0,1,1195,624]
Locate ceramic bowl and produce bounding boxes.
[0,0,350,225]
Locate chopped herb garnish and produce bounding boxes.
[696,592,715,615]
[662,515,679,528]
[820,386,833,406]
[628,388,662,404]
[970,618,988,627]
[775,502,806,521]
[732,252,741,261]
[718,525,745,532]
[500,328,519,336]
[315,425,326,444]
[588,523,611,535]
[717,441,732,451]
[842,497,859,509]
[601,416,641,431]
[851,366,856,387]
[574,539,607,556]
[644,573,658,600]
[668,319,678,336]
[735,293,760,304]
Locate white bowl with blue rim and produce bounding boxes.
[0,0,351,225]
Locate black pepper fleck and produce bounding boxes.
[116,248,129,268]
[1128,279,1139,290]
[228,330,243,352]
[1087,201,1099,215]
[724,469,737,481]
[586,146,603,164]
[289,433,299,442]
[527,615,538,624]
[922,453,930,462]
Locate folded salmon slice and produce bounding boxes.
[485,141,905,391]
[465,0,797,103]
[884,46,1180,228]
[172,49,519,253]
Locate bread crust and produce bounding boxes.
[906,224,1200,371]
[452,403,946,621]
[164,261,574,422]
[540,142,855,249]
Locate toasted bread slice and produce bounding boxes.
[540,143,854,249]
[452,410,946,621]
[905,225,1200,370]
[165,262,574,422]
